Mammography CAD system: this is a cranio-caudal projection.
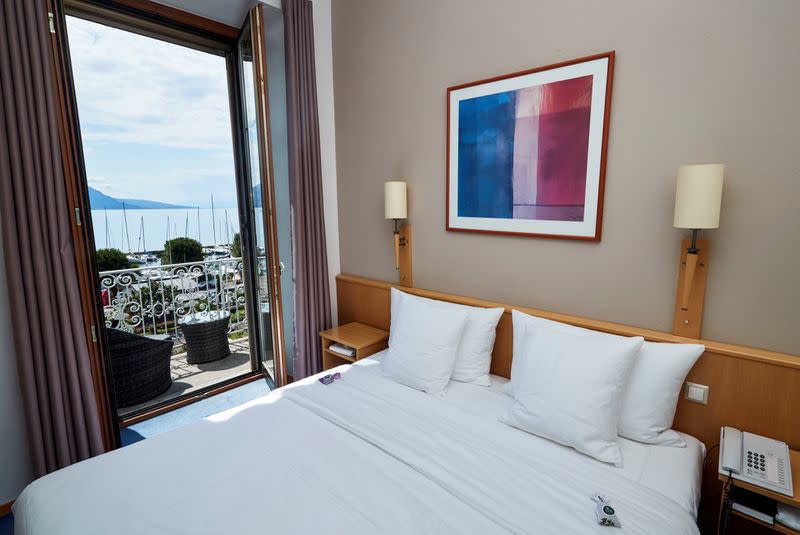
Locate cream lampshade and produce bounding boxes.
[672,163,724,315]
[384,181,407,220]
[385,181,408,271]
[673,164,724,230]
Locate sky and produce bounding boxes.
[66,16,239,208]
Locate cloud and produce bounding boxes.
[65,16,240,206]
[67,16,234,151]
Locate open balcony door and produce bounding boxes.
[235,4,288,387]
[46,0,292,432]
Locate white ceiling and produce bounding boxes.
[153,0,279,28]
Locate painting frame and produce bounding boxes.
[446,51,615,241]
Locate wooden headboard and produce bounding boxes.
[337,274,800,451]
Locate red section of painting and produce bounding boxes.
[535,75,593,207]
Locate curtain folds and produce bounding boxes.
[0,0,104,477]
[284,0,331,380]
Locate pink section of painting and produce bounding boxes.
[512,75,593,221]
[511,86,541,214]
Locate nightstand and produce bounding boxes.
[319,322,389,371]
[718,449,800,534]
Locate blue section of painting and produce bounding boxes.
[457,90,517,218]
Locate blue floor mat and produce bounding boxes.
[0,513,13,535]
[121,379,271,446]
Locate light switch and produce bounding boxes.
[684,382,709,405]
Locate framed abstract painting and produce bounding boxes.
[446,51,615,241]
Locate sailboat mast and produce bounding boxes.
[122,202,132,253]
[166,216,172,264]
[224,211,228,245]
[104,208,110,248]
[211,195,217,246]
[136,217,142,253]
[141,216,147,253]
[184,212,189,237]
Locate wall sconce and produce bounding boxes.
[672,163,724,338]
[384,181,413,286]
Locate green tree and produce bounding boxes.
[96,248,130,271]
[231,233,241,258]
[162,237,203,265]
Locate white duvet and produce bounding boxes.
[14,359,701,534]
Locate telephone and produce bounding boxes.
[719,427,793,497]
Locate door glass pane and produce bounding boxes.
[238,21,276,381]
[66,15,260,418]
[259,4,295,380]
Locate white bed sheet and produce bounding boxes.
[360,352,704,519]
[13,352,704,535]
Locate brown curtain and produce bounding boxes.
[284,0,331,380]
[0,0,104,477]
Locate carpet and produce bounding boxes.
[120,379,271,446]
[0,514,12,535]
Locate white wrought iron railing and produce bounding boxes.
[99,258,249,342]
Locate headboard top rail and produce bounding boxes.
[337,273,798,369]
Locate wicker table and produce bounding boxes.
[179,311,231,364]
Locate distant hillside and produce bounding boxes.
[88,187,191,210]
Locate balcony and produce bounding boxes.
[99,258,257,416]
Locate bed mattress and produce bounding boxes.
[363,352,705,519]
[14,352,704,535]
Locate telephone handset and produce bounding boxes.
[719,426,793,497]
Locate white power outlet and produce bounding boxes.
[684,382,709,405]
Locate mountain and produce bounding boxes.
[88,187,191,210]
[117,197,193,209]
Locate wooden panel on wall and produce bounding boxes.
[337,273,800,451]
[676,352,800,449]
[673,238,709,339]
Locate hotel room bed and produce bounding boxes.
[13,352,704,534]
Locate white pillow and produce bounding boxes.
[501,327,643,465]
[618,342,704,446]
[506,310,704,446]
[389,289,503,386]
[505,310,589,396]
[382,289,469,394]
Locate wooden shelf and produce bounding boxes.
[718,450,800,509]
[319,322,388,371]
[322,347,355,363]
[731,510,798,534]
[719,449,800,533]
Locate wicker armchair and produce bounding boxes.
[106,328,173,408]
[179,311,231,364]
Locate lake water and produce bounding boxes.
[91,208,240,251]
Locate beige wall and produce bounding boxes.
[332,0,800,355]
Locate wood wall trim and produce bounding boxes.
[337,273,800,369]
[337,273,800,453]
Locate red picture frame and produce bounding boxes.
[445,51,615,241]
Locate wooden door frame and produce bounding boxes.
[46,0,285,435]
[47,0,119,451]
[249,4,288,387]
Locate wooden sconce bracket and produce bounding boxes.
[672,238,710,339]
[396,224,413,287]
